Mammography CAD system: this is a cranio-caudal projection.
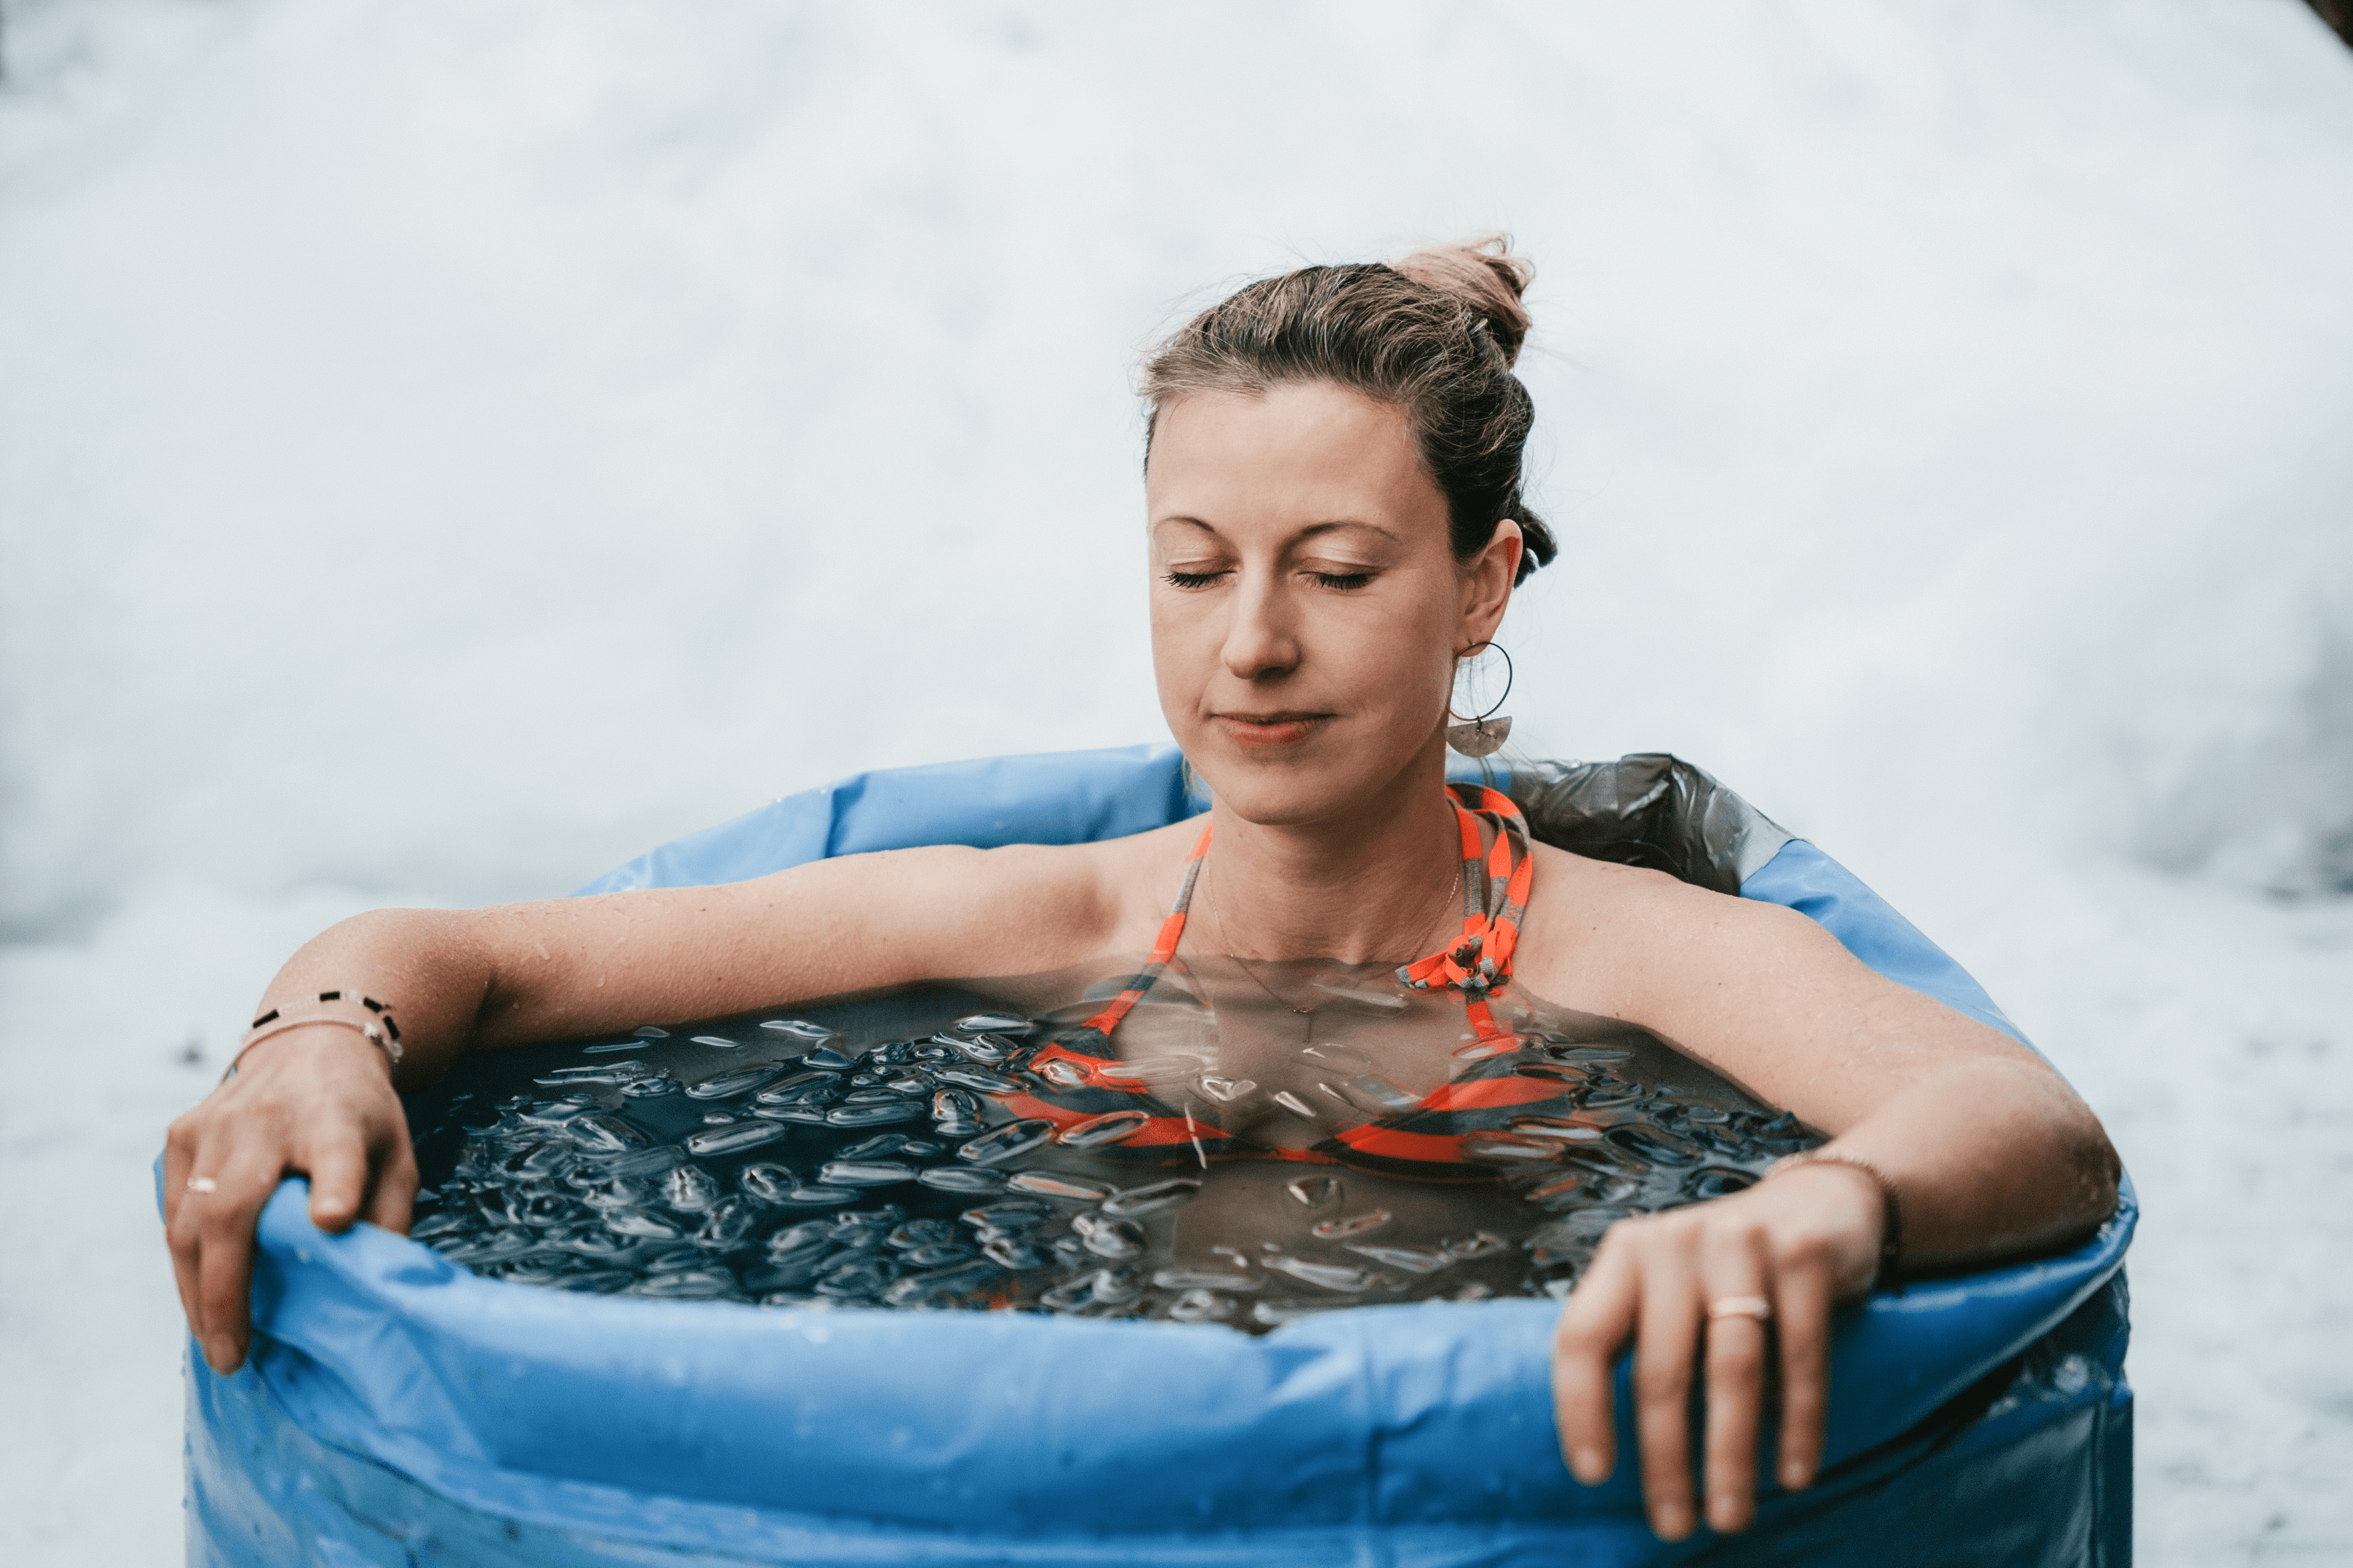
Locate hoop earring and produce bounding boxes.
[1446,640,1514,759]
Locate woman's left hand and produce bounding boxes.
[1549,1161,1885,1540]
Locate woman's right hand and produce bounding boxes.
[163,1027,418,1374]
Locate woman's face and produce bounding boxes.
[1145,381,1521,828]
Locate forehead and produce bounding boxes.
[1146,383,1441,536]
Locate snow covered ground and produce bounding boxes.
[1,1,2348,1561]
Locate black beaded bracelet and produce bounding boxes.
[227,990,403,1080]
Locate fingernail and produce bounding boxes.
[1570,1448,1608,1484]
[206,1336,237,1373]
[1781,1459,1812,1490]
[1652,1502,1693,1540]
[1709,1494,1743,1531]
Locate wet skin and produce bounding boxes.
[166,381,2119,1542]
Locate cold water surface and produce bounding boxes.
[401,960,1819,1329]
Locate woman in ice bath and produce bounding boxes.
[164,237,2119,1542]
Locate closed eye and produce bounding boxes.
[1162,570,1228,589]
[1310,571,1374,591]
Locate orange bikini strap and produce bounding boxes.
[1070,817,1214,1043]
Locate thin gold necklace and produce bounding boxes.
[1205,847,1462,1028]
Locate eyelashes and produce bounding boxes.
[1160,570,1376,592]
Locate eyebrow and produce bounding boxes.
[1154,515,1403,544]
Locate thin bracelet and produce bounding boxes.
[226,991,403,1081]
[1769,1149,1905,1290]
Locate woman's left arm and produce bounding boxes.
[1531,871,2121,1542]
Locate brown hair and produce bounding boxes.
[1140,235,1558,584]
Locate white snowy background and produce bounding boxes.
[2,0,2349,1560]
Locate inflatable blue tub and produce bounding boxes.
[183,749,2133,1566]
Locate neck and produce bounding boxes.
[1204,739,1465,966]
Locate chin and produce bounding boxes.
[1186,736,1388,828]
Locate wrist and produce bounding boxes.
[229,991,404,1083]
[1767,1150,1905,1290]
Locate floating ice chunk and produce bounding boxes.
[816,1260,892,1298]
[1056,1110,1149,1149]
[1270,1091,1318,1120]
[581,1040,647,1055]
[1262,1254,1380,1292]
[1284,1177,1341,1208]
[1153,1266,1261,1292]
[954,1014,1034,1036]
[760,1020,836,1040]
[779,1186,857,1206]
[958,1200,1050,1230]
[1458,1133,1562,1165]
[1166,1289,1234,1323]
[918,1167,1005,1194]
[957,1118,1055,1165]
[1336,1073,1421,1114]
[700,1112,736,1126]
[683,1123,789,1157]
[685,1065,785,1100]
[933,1065,1022,1095]
[696,1196,763,1250]
[738,1165,799,1203]
[905,1242,979,1269]
[1196,1075,1256,1104]
[619,1076,679,1099]
[934,1032,1009,1064]
[1442,1232,1511,1260]
[567,1114,653,1156]
[838,1134,909,1161]
[632,1027,670,1038]
[802,1046,855,1071]
[689,1036,742,1049]
[982,1237,1053,1270]
[660,1165,720,1213]
[552,1270,635,1294]
[1072,1213,1147,1260]
[1102,1178,1200,1217]
[603,1209,685,1241]
[1006,1172,1113,1202]
[751,1106,832,1125]
[538,1061,643,1082]
[1310,1209,1392,1240]
[1342,1243,1452,1275]
[1507,1116,1603,1142]
[827,1101,924,1128]
[819,1160,917,1187]
[1604,1126,1703,1167]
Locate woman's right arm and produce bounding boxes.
[163,841,1121,1375]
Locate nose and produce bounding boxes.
[1220,568,1300,683]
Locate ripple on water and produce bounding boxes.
[401,979,1813,1326]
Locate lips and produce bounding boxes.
[1217,713,1331,748]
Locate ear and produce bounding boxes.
[1458,518,1524,645]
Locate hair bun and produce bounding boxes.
[1392,235,1534,365]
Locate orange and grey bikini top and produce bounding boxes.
[1002,784,1564,1176]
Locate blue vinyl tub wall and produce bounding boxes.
[185,745,2134,1566]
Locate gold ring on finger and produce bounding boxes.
[185,1176,219,1195]
[1707,1294,1772,1322]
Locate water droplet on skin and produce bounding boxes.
[1101,1178,1201,1217]
[1056,1110,1151,1149]
[958,1119,1056,1165]
[683,1122,789,1158]
[1310,1209,1393,1240]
